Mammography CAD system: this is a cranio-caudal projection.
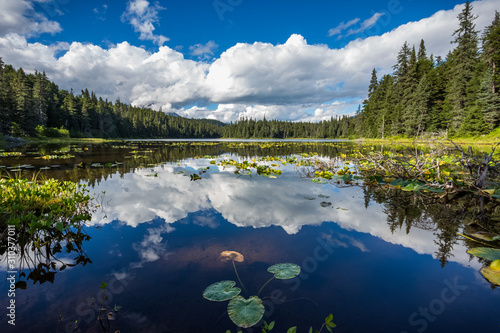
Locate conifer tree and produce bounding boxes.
[482,11,500,94]
[447,1,479,129]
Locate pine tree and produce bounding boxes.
[368,68,378,98]
[482,11,500,94]
[416,40,433,80]
[405,75,431,136]
[447,1,479,129]
[393,42,411,82]
[0,58,14,133]
[478,69,500,131]
[11,68,35,135]
[32,71,49,126]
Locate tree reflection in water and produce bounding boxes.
[363,185,500,268]
[0,178,96,289]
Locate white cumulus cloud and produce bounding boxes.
[0,0,62,37]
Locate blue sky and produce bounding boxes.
[0,0,498,122]
[32,0,463,57]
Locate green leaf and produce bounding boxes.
[267,263,301,280]
[480,266,500,286]
[470,232,499,242]
[203,281,241,302]
[268,321,275,330]
[369,175,386,184]
[227,296,265,328]
[100,282,107,290]
[467,247,500,261]
[325,314,333,323]
[308,327,313,333]
[287,327,297,333]
[327,326,333,333]
[389,178,407,187]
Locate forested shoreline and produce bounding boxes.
[0,2,498,140]
[225,3,500,139]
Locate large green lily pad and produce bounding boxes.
[467,247,500,261]
[203,281,241,302]
[267,263,301,280]
[227,296,265,328]
[480,267,500,286]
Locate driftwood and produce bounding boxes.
[449,140,500,189]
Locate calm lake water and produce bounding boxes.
[1,140,499,333]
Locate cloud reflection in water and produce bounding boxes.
[89,158,479,269]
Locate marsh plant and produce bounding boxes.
[0,173,96,287]
[460,232,500,286]
[203,251,308,329]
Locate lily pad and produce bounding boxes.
[203,281,241,302]
[470,232,500,242]
[267,263,301,280]
[467,247,500,261]
[227,296,265,328]
[480,267,500,286]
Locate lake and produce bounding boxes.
[1,140,499,333]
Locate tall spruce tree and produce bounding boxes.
[447,1,479,130]
[482,11,500,95]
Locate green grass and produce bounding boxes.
[24,136,113,144]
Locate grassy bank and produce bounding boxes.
[355,135,500,146]
[24,136,114,144]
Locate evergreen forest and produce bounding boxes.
[0,2,498,140]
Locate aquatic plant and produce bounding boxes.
[258,263,301,296]
[41,154,75,160]
[0,175,96,288]
[97,282,121,331]
[227,313,337,333]
[203,252,301,329]
[220,251,247,292]
[0,151,23,157]
[460,233,500,286]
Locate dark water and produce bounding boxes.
[0,140,499,333]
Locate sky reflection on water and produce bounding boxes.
[1,146,499,333]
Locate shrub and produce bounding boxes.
[35,125,70,138]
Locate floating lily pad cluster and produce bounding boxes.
[464,233,500,286]
[203,251,300,329]
[467,247,500,286]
